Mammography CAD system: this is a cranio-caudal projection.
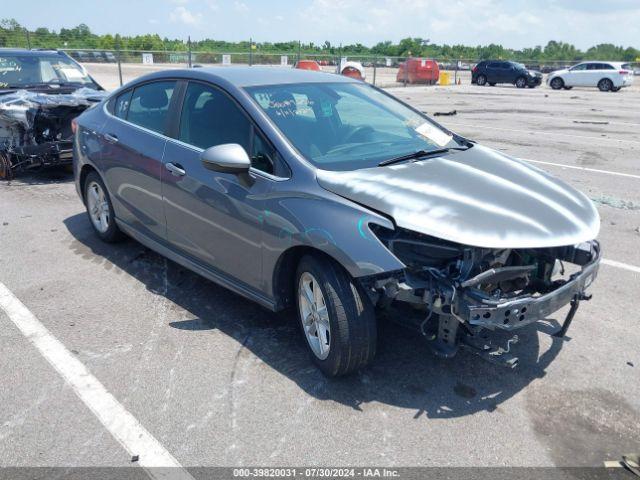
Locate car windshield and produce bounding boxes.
[245,82,463,171]
[0,54,95,89]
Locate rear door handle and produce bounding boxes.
[104,133,118,143]
[165,162,186,176]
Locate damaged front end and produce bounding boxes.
[363,225,600,368]
[0,88,104,180]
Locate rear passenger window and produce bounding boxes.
[127,81,176,134]
[600,63,614,70]
[114,90,132,119]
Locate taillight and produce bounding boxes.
[71,118,78,134]
[472,66,477,73]
[619,70,629,74]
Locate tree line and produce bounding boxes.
[1,18,638,62]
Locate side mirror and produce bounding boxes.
[201,143,251,174]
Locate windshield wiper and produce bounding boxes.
[378,146,469,167]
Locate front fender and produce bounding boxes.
[261,192,405,288]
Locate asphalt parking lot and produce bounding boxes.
[1,77,639,474]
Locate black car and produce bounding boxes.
[472,61,542,88]
[0,49,105,179]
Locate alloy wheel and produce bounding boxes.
[298,272,331,360]
[86,181,110,233]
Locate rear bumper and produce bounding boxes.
[461,242,600,331]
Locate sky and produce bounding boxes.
[12,0,640,49]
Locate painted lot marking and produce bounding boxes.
[0,281,194,480]
[602,258,640,274]
[444,121,640,145]
[519,158,640,180]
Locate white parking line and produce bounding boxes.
[445,121,640,145]
[0,281,194,480]
[519,158,640,180]
[602,258,640,274]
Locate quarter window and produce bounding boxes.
[127,81,176,134]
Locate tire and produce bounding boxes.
[515,76,527,88]
[0,152,13,181]
[598,78,613,92]
[83,171,125,243]
[295,255,377,377]
[550,77,564,90]
[476,74,487,86]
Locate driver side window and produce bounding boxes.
[179,82,288,176]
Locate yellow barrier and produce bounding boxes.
[439,71,450,85]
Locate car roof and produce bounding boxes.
[576,61,626,66]
[139,66,358,88]
[0,48,65,57]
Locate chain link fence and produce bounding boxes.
[53,48,587,91]
[2,27,639,91]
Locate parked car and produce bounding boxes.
[340,61,365,80]
[472,60,542,88]
[396,58,439,85]
[293,60,321,71]
[89,51,104,63]
[547,61,634,92]
[102,51,117,63]
[74,67,600,376]
[0,49,105,179]
[71,50,91,63]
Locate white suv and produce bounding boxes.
[547,61,634,92]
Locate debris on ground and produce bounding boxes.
[591,195,640,211]
[131,455,139,463]
[433,110,457,116]
[573,120,609,125]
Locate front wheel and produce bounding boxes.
[515,76,527,88]
[598,78,613,92]
[84,171,125,243]
[550,77,564,90]
[295,255,376,377]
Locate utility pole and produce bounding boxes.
[249,37,253,66]
[188,36,192,68]
[25,28,31,49]
[115,34,123,87]
[297,40,301,64]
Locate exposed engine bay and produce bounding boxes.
[0,88,105,179]
[364,225,600,367]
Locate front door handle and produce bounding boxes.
[103,133,118,143]
[165,162,186,176]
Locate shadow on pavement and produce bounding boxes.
[1,166,74,186]
[64,212,566,419]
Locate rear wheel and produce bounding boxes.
[295,255,376,377]
[476,74,487,86]
[550,77,564,90]
[598,78,613,92]
[84,171,125,243]
[515,76,527,88]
